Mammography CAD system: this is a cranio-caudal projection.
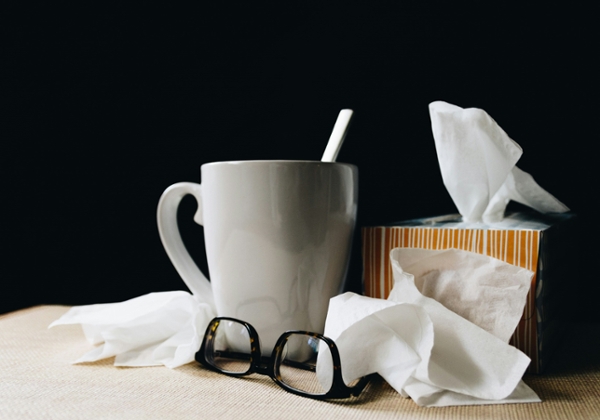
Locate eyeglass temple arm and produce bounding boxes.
[348,373,376,397]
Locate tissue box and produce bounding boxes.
[362,211,577,374]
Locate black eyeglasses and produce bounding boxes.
[195,317,371,400]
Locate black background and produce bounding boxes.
[3,4,598,322]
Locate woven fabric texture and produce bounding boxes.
[1,306,599,420]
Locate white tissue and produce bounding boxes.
[49,291,215,368]
[429,101,569,223]
[319,248,541,407]
[394,248,532,342]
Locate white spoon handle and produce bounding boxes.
[321,109,354,162]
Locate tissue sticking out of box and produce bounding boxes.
[429,101,569,223]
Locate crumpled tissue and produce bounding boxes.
[429,100,569,223]
[317,247,541,407]
[49,291,215,368]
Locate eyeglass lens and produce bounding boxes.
[278,333,333,394]
[210,319,253,374]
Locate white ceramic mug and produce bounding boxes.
[157,160,358,354]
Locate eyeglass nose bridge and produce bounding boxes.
[253,358,274,376]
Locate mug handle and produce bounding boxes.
[157,182,215,310]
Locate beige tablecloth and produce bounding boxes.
[1,305,599,420]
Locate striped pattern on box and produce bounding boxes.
[362,226,541,373]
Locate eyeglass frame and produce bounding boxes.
[195,316,371,400]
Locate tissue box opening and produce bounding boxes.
[362,211,578,374]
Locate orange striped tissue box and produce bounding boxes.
[362,211,577,373]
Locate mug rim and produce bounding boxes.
[201,160,357,169]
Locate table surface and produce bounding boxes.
[1,305,599,420]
